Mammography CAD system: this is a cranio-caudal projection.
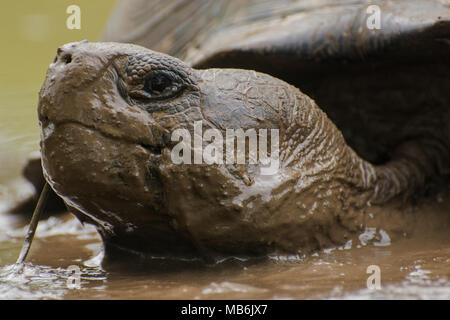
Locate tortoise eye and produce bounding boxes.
[129,72,183,101]
[144,74,171,95]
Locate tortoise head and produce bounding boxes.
[37,41,291,258]
[39,43,195,201]
[38,41,210,257]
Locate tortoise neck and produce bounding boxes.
[330,140,441,206]
[368,139,448,204]
[281,91,379,203]
[283,92,442,207]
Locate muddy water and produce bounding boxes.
[0,1,449,300]
[0,213,449,299]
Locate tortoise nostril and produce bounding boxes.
[62,54,72,64]
[54,47,73,64]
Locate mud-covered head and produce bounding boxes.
[37,41,287,258]
[38,41,212,255]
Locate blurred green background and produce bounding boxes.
[0,1,116,185]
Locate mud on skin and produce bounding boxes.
[37,41,450,262]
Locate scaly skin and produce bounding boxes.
[38,42,447,260]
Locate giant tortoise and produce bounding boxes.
[19,0,450,261]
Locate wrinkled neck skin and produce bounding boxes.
[153,69,442,257]
[198,68,431,208]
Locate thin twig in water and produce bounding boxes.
[16,182,50,264]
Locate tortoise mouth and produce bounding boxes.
[41,119,163,156]
[40,121,163,205]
